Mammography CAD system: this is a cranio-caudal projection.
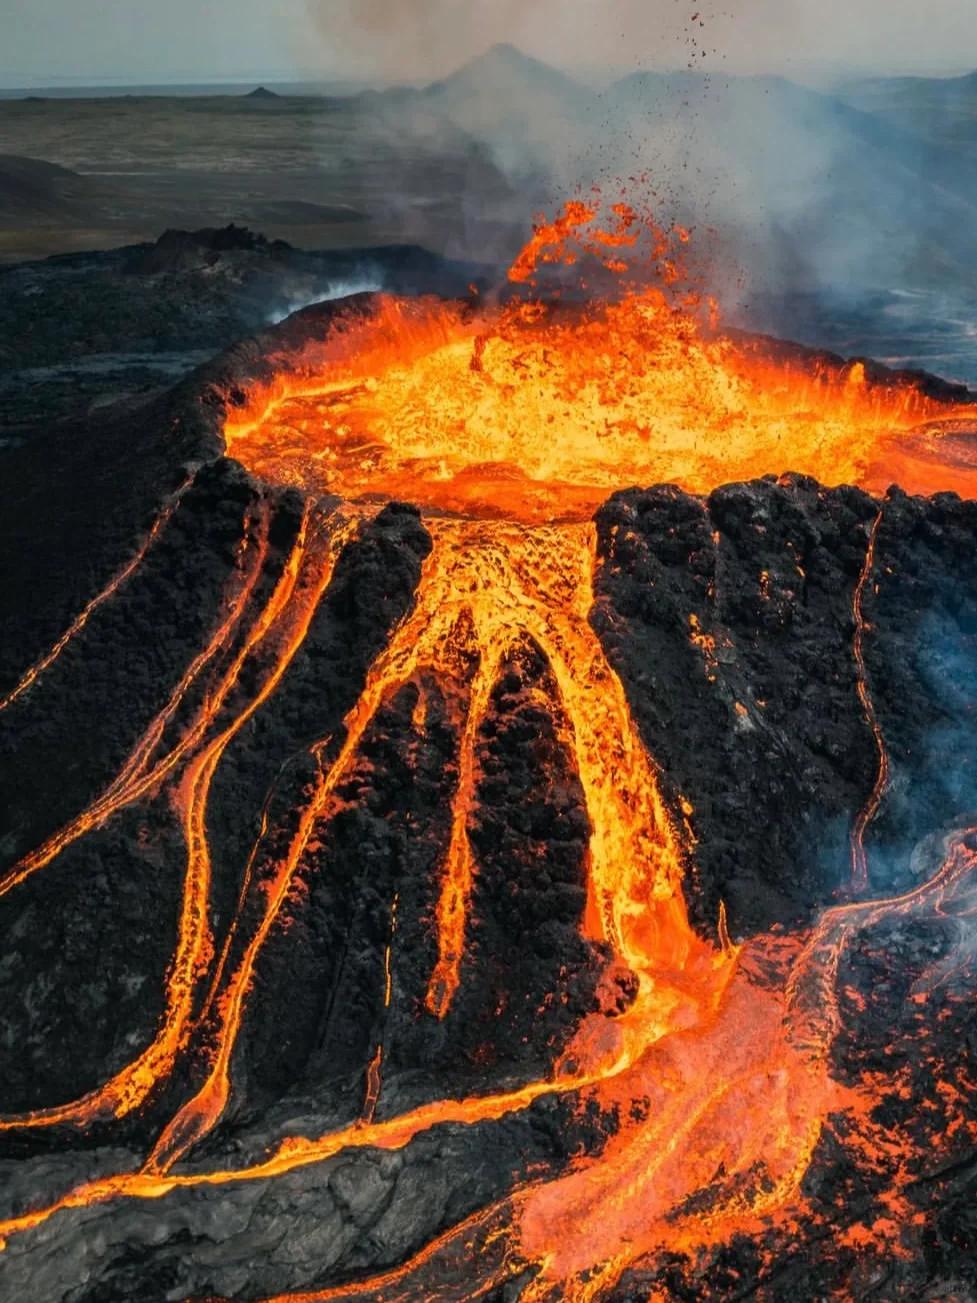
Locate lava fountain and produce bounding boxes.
[225,202,977,520]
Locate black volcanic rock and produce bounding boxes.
[593,474,977,935]
[429,637,596,1076]
[0,236,492,441]
[592,475,880,935]
[124,223,293,274]
[861,487,977,891]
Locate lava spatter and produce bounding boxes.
[225,209,977,521]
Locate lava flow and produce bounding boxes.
[0,499,355,1131]
[2,201,977,1302]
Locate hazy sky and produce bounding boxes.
[1,0,976,87]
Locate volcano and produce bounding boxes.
[2,205,977,1303]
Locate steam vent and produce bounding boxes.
[3,206,977,1303]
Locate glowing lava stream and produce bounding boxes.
[0,515,740,1260]
[145,518,733,1175]
[0,506,910,1301]
[0,499,272,900]
[4,828,975,1298]
[2,512,975,1303]
[0,504,356,1132]
[0,472,195,715]
[246,805,977,1303]
[849,505,891,894]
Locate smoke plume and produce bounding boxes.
[299,1,977,308]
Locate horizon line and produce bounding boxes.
[0,41,974,96]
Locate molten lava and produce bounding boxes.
[2,201,976,1301]
[225,204,977,520]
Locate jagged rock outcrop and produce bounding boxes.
[593,477,977,934]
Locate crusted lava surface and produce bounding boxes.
[1,296,976,1303]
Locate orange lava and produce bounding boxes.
[224,205,977,522]
[212,203,977,1295]
[849,506,891,893]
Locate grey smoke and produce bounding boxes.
[304,1,977,81]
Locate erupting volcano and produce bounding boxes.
[2,201,977,1303]
[225,201,977,518]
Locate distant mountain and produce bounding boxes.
[424,42,588,114]
[362,43,596,179]
[840,68,977,101]
[244,86,280,100]
[839,68,977,153]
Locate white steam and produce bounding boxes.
[266,276,385,326]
